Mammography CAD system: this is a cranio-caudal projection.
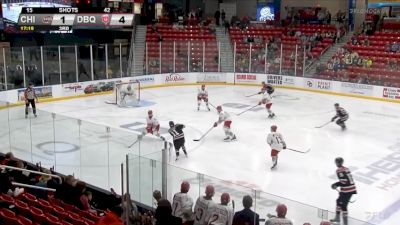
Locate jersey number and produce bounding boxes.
[275,136,283,144]
[195,208,204,221]
[208,214,219,225]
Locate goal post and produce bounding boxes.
[107,81,140,107]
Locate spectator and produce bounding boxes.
[315,32,323,42]
[265,204,293,225]
[367,58,373,68]
[172,181,194,224]
[336,10,345,24]
[215,10,221,26]
[364,38,370,46]
[390,42,399,53]
[233,195,260,225]
[326,10,332,24]
[121,193,141,225]
[207,193,233,225]
[153,190,162,205]
[221,10,226,23]
[155,199,182,225]
[80,191,95,212]
[317,10,325,24]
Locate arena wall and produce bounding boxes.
[1,73,399,106]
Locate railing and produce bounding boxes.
[126,153,372,225]
[1,41,398,91]
[0,100,166,194]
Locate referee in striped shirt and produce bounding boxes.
[24,83,38,118]
[168,121,187,160]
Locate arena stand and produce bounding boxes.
[229,24,339,75]
[145,24,218,74]
[315,31,400,87]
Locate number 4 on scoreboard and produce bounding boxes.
[110,14,133,26]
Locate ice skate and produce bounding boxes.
[231,135,237,141]
[223,137,231,142]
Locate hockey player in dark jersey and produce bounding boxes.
[169,121,187,160]
[258,81,275,95]
[330,157,357,225]
[331,103,349,130]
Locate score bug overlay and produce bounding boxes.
[17,7,134,31]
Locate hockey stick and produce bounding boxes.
[245,93,260,97]
[315,121,331,128]
[193,126,214,141]
[287,148,311,153]
[232,200,235,211]
[208,102,217,109]
[236,104,259,116]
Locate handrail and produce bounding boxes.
[0,165,62,184]
[11,182,56,192]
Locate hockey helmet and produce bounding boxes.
[148,110,153,115]
[276,204,287,217]
[221,192,230,204]
[181,181,190,193]
[271,125,277,132]
[216,106,222,111]
[335,157,344,167]
[205,185,215,197]
[201,84,205,89]
[169,121,175,127]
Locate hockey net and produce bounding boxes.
[112,81,140,107]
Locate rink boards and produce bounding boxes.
[0,72,399,104]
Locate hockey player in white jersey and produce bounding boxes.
[265,204,293,225]
[172,181,194,225]
[198,84,210,111]
[146,110,160,136]
[119,84,137,106]
[194,185,216,225]
[258,91,275,118]
[214,106,237,141]
[207,193,234,225]
[267,125,286,170]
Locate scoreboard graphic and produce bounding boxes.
[17,7,134,31]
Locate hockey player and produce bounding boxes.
[267,125,286,170]
[331,103,349,130]
[258,89,275,118]
[146,110,160,136]
[119,84,136,105]
[24,83,39,118]
[193,185,216,225]
[172,181,194,225]
[330,157,357,225]
[169,121,188,160]
[214,106,237,141]
[258,81,275,95]
[265,204,293,225]
[198,84,210,111]
[207,193,233,225]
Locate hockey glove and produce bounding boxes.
[282,143,287,149]
[331,183,338,190]
[213,122,218,127]
[331,117,335,122]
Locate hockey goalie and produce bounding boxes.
[117,84,139,107]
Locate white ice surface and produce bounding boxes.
[7,85,400,225]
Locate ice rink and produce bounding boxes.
[9,85,400,224]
